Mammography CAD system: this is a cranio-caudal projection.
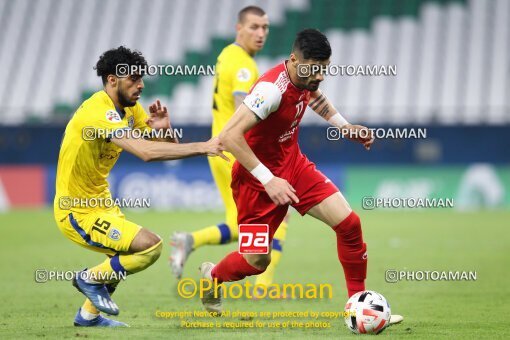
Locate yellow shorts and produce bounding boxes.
[208,151,238,231]
[55,206,142,256]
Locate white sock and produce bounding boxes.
[80,308,99,321]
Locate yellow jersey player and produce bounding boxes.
[54,46,226,327]
[170,6,290,295]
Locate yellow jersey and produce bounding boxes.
[54,90,150,219]
[212,43,259,136]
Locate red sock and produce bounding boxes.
[211,251,264,283]
[333,211,367,297]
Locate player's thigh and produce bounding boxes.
[232,178,288,240]
[290,157,351,227]
[208,151,234,204]
[55,214,115,255]
[209,153,238,227]
[306,192,352,227]
[67,210,142,254]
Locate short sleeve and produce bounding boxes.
[243,82,282,120]
[232,64,258,95]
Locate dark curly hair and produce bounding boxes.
[94,46,148,85]
[292,29,331,61]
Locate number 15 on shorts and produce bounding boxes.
[238,224,269,254]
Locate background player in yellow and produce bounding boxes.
[54,46,227,327]
[170,6,290,294]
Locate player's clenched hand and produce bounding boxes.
[204,137,230,161]
[264,177,300,206]
[146,99,171,130]
[341,124,375,150]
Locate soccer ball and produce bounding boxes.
[344,290,391,334]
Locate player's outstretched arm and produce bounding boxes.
[234,93,247,110]
[111,135,229,162]
[309,89,374,150]
[219,104,299,205]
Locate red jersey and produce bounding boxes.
[233,61,311,182]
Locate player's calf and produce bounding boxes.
[122,240,162,275]
[211,251,266,283]
[245,253,271,271]
[333,211,367,297]
[109,228,163,275]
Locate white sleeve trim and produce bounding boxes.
[243,82,282,120]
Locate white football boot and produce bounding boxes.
[198,262,223,315]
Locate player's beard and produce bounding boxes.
[307,81,321,91]
[117,87,137,107]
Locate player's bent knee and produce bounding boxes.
[143,240,163,266]
[145,232,162,249]
[129,240,163,273]
[130,228,162,252]
[335,211,362,236]
[245,253,271,271]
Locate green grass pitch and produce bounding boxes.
[0,209,508,339]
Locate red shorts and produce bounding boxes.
[231,154,339,239]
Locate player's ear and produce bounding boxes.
[235,22,242,33]
[289,53,298,65]
[107,74,118,88]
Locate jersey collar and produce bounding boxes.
[232,42,254,58]
[99,90,126,118]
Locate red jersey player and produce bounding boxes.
[199,29,402,325]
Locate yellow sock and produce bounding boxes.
[191,225,222,248]
[255,220,288,287]
[81,299,99,315]
[87,259,116,282]
[191,221,239,248]
[88,240,162,281]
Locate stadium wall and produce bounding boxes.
[1,126,509,165]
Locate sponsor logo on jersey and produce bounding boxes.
[278,127,297,143]
[236,68,251,82]
[106,110,122,123]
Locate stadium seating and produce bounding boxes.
[0,0,507,125]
